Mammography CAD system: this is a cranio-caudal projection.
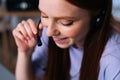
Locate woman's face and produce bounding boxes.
[39,0,91,48]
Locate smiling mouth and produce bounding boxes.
[53,37,68,44]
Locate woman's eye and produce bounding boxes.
[41,15,48,18]
[61,21,73,26]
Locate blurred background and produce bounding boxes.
[112,0,120,23]
[0,0,39,80]
[0,0,120,80]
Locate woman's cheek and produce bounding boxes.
[62,29,80,37]
[41,19,48,27]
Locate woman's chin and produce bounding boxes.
[55,43,71,49]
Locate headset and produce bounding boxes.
[37,20,42,46]
[91,0,108,29]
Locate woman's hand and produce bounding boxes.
[12,19,39,55]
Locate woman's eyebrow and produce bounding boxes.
[39,9,46,15]
[56,16,75,19]
[39,9,75,19]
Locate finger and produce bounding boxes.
[12,30,28,50]
[17,22,30,40]
[39,23,43,30]
[13,28,27,42]
[14,35,28,52]
[27,19,37,35]
[22,20,35,39]
[38,23,43,37]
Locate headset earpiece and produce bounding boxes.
[91,9,106,29]
[91,0,108,30]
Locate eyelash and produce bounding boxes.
[41,15,74,26]
[41,15,48,18]
[61,21,73,26]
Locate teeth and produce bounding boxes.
[59,38,66,40]
[53,37,67,40]
[61,37,66,39]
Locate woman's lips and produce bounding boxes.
[53,37,68,44]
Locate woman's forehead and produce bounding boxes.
[39,0,89,18]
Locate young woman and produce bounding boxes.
[12,0,120,80]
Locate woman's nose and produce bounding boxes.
[46,22,60,37]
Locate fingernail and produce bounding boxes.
[33,31,37,34]
[27,37,30,40]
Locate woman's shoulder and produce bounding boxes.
[100,31,120,69]
[99,54,120,80]
[102,31,120,59]
[99,31,120,80]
